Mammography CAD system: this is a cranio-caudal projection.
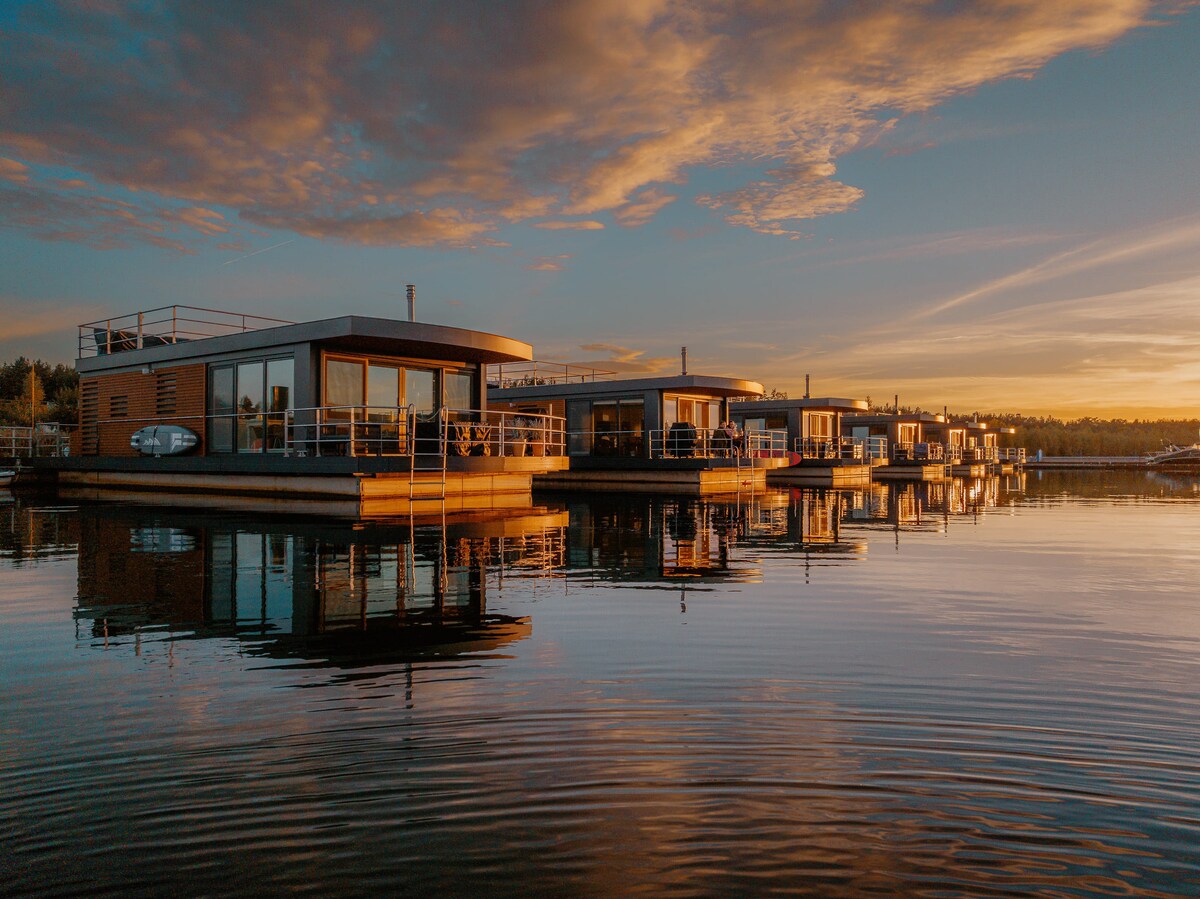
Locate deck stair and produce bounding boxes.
[409,406,448,504]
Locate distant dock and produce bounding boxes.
[1025,456,1148,470]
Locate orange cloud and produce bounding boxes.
[0,1,1167,248]
[532,220,606,231]
[525,254,573,272]
[0,157,30,183]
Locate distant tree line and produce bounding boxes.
[0,357,79,426]
[866,398,1199,456]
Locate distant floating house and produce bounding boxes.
[487,362,789,493]
[730,396,874,487]
[40,302,569,515]
[840,412,950,481]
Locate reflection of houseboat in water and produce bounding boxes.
[844,477,1015,535]
[73,505,567,665]
[557,491,865,583]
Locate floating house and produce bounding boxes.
[488,362,789,493]
[730,396,873,487]
[841,412,949,481]
[40,304,568,515]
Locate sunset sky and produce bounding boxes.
[1,1,1198,417]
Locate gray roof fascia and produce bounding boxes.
[731,397,867,413]
[489,374,764,402]
[79,315,532,374]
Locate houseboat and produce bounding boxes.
[488,362,789,493]
[730,396,873,487]
[37,304,568,516]
[841,412,950,481]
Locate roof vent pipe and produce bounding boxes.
[805,373,810,399]
[681,346,687,376]
[406,284,416,322]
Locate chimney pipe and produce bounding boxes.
[804,373,810,399]
[406,284,416,322]
[894,394,899,413]
[681,346,688,376]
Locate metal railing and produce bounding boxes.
[998,447,1027,463]
[1,423,73,458]
[83,407,565,461]
[794,436,864,461]
[963,445,1000,463]
[855,436,888,460]
[284,406,566,459]
[78,305,293,357]
[649,427,787,460]
[892,441,946,462]
[488,361,618,388]
[284,406,415,457]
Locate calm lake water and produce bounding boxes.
[3,471,1200,896]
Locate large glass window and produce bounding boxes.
[567,400,591,455]
[618,399,645,457]
[367,365,400,421]
[405,368,436,414]
[443,370,474,412]
[236,361,265,452]
[265,358,294,451]
[208,366,235,454]
[208,356,292,455]
[808,413,833,438]
[326,359,364,410]
[592,401,618,456]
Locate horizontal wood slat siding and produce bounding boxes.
[79,364,207,456]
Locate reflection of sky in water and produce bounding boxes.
[3,472,1200,894]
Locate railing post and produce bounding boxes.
[137,312,144,349]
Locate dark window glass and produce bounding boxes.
[567,400,591,455]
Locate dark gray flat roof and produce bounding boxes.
[844,412,946,425]
[731,397,867,414]
[489,374,764,402]
[79,315,532,373]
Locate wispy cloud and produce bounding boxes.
[916,215,1200,318]
[750,269,1200,416]
[0,0,1167,249]
[532,220,605,231]
[525,254,573,272]
[577,342,675,374]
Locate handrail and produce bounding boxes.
[891,441,946,462]
[0,422,74,458]
[488,361,619,388]
[647,426,787,460]
[78,305,293,358]
[84,406,566,460]
[285,405,566,459]
[794,436,864,461]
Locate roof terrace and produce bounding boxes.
[78,305,293,358]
